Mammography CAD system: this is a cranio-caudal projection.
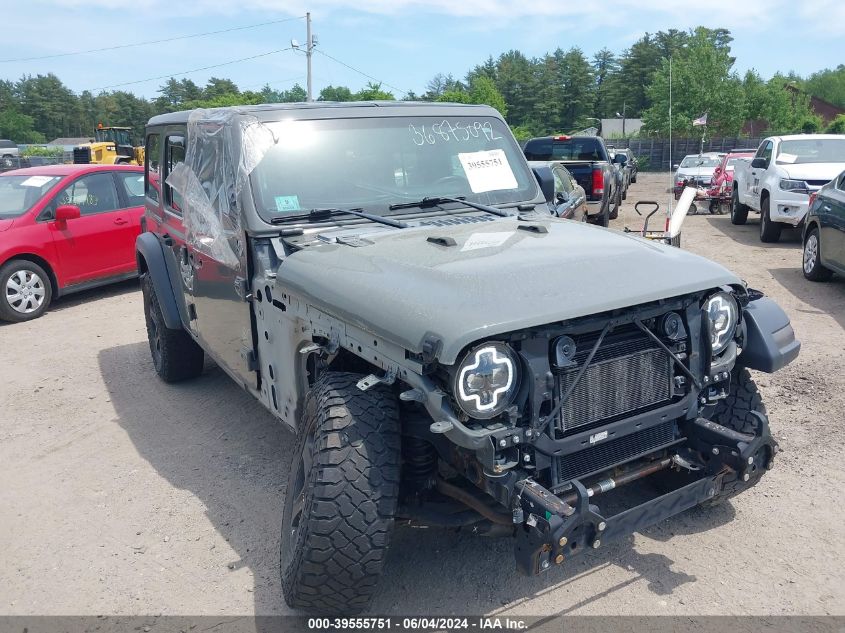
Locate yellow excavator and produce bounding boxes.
[73,124,145,166]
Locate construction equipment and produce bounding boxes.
[73,124,145,166]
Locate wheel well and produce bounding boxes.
[760,190,769,205]
[136,252,149,275]
[804,220,820,242]
[3,254,58,296]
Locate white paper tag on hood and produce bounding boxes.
[461,231,513,251]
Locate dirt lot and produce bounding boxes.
[1,172,844,617]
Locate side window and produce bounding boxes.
[552,168,565,196]
[556,168,574,193]
[145,133,160,203]
[759,141,773,166]
[164,134,185,214]
[119,173,145,206]
[48,173,119,217]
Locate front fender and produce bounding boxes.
[136,232,182,330]
[738,296,800,373]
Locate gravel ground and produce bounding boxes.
[1,172,843,617]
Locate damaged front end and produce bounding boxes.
[397,287,794,576]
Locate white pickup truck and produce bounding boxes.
[731,134,845,242]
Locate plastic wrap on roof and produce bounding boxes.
[166,108,276,269]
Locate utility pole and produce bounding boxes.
[622,101,626,139]
[306,12,313,102]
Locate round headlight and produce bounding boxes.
[454,343,519,420]
[705,292,738,355]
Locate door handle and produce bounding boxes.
[822,205,832,212]
[114,218,128,225]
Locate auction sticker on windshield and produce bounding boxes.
[458,149,518,193]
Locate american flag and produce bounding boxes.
[693,113,708,127]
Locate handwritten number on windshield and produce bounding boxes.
[409,120,502,146]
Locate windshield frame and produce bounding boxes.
[247,114,540,226]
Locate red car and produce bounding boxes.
[0,164,145,322]
[706,150,755,211]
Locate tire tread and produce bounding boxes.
[281,372,400,614]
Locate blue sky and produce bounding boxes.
[2,0,843,100]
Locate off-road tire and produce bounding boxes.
[803,227,833,282]
[669,233,681,248]
[0,259,53,322]
[142,274,204,382]
[731,190,748,225]
[759,196,782,243]
[705,367,768,505]
[631,174,637,184]
[281,372,401,614]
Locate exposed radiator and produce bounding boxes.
[556,332,673,435]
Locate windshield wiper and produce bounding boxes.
[271,207,409,229]
[388,196,513,218]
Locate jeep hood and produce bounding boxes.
[276,218,741,365]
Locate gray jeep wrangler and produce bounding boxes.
[137,102,799,614]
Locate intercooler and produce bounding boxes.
[553,327,679,484]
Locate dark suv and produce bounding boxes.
[137,102,799,614]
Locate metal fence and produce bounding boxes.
[0,155,67,173]
[617,138,763,171]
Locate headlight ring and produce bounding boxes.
[705,292,738,355]
[454,343,520,420]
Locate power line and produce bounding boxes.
[91,47,295,92]
[313,48,408,96]
[0,16,305,63]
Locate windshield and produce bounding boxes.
[95,128,131,146]
[680,156,720,168]
[777,139,845,164]
[725,157,748,169]
[524,137,605,161]
[250,116,537,222]
[0,175,61,218]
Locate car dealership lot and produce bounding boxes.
[1,172,843,617]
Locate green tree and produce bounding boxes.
[353,82,394,101]
[467,75,507,116]
[827,114,845,134]
[592,48,619,119]
[642,29,745,136]
[278,83,308,102]
[423,73,464,100]
[492,50,539,129]
[743,73,816,134]
[318,85,354,102]
[435,76,508,116]
[155,78,203,111]
[17,73,80,140]
[203,77,240,100]
[803,64,845,109]
[0,109,45,143]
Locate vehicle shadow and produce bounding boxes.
[702,215,802,248]
[100,341,726,616]
[0,278,140,327]
[768,266,845,331]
